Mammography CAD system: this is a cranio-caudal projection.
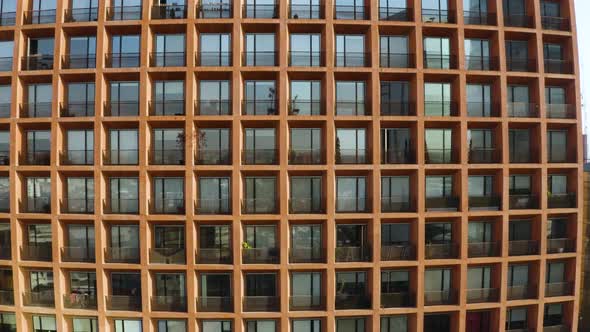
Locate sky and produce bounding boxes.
[575,0,590,140]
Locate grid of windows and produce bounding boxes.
[0,0,582,331]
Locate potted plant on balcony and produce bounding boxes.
[267,87,276,115]
[290,95,300,115]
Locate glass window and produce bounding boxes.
[290,34,321,66]
[336,176,366,212]
[468,222,493,242]
[335,35,365,66]
[292,319,321,332]
[424,82,452,116]
[109,129,139,164]
[33,315,57,332]
[157,320,186,332]
[202,320,232,332]
[508,264,529,286]
[245,34,275,66]
[114,319,142,332]
[335,81,365,115]
[246,320,276,332]
[0,312,16,332]
[109,177,139,213]
[200,33,231,66]
[424,37,451,68]
[506,307,528,330]
[424,268,451,291]
[381,315,408,332]
[547,130,567,162]
[380,81,409,115]
[244,81,277,115]
[336,317,365,332]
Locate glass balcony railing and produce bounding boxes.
[288,100,323,115]
[467,102,499,117]
[21,55,54,70]
[465,55,499,71]
[106,6,142,20]
[149,100,185,116]
[546,104,576,119]
[541,16,570,31]
[0,245,10,259]
[545,59,573,74]
[104,247,140,263]
[509,194,538,210]
[21,151,51,165]
[150,52,186,67]
[242,100,277,115]
[105,53,141,68]
[243,296,280,312]
[289,4,323,19]
[0,12,16,26]
[151,295,187,312]
[151,4,187,19]
[242,149,278,164]
[381,196,412,212]
[0,103,10,118]
[60,150,93,165]
[196,247,232,264]
[149,199,185,215]
[63,293,97,309]
[543,325,571,332]
[546,238,576,254]
[289,247,325,263]
[60,102,94,117]
[334,293,371,309]
[334,5,368,20]
[382,148,414,164]
[469,148,500,164]
[548,193,576,209]
[381,101,413,116]
[468,242,500,258]
[242,247,279,264]
[195,199,231,215]
[62,54,96,69]
[506,58,537,72]
[0,289,13,305]
[23,9,56,24]
[197,51,232,66]
[381,244,415,260]
[197,3,232,18]
[335,197,369,213]
[379,7,412,21]
[290,295,324,311]
[504,14,534,27]
[149,247,186,264]
[150,149,184,165]
[466,288,499,303]
[61,198,94,214]
[422,9,454,23]
[195,99,232,116]
[64,7,99,22]
[20,103,52,118]
[508,240,539,256]
[106,199,139,214]
[289,52,323,66]
[335,246,371,262]
[242,198,277,214]
[381,292,414,308]
[195,149,231,165]
[335,52,368,67]
[289,198,324,214]
[105,101,139,116]
[242,51,277,66]
[197,296,233,312]
[424,290,457,305]
[104,149,139,165]
[61,246,95,263]
[469,196,501,210]
[545,281,574,297]
[106,295,142,311]
[289,149,323,164]
[380,53,413,68]
[507,285,537,300]
[336,149,367,164]
[242,4,278,18]
[23,290,55,307]
[425,196,459,211]
[0,57,12,71]
[463,11,496,25]
[425,148,456,164]
[425,243,459,259]
[21,197,51,214]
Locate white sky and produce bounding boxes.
[575,0,590,152]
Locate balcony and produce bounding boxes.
[547,238,576,254]
[60,150,93,165]
[63,294,97,309]
[424,101,458,116]
[290,295,324,311]
[507,285,537,300]
[242,100,277,115]
[196,248,232,264]
[545,281,574,297]
[469,148,500,164]
[506,58,537,72]
[197,51,232,66]
[510,149,535,163]
[335,197,369,213]
[425,196,459,212]
[381,196,412,212]
[149,199,185,215]
[545,60,573,74]
[21,55,54,70]
[243,296,280,312]
[195,99,232,116]
[23,9,56,24]
[243,52,277,66]
[380,53,413,68]
[23,291,55,307]
[289,247,325,263]
[335,102,368,116]
[468,242,500,258]
[335,52,368,67]
[197,296,233,312]
[0,57,12,71]
[381,244,415,260]
[106,295,142,311]
[242,149,278,164]
[151,4,187,19]
[334,5,368,20]
[242,248,279,264]
[149,100,185,116]
[509,195,538,210]
[422,9,454,23]
[543,326,571,332]
[335,246,371,262]
[334,294,371,309]
[20,103,52,118]
[151,295,187,312]
[61,198,94,214]
[289,198,324,214]
[21,197,51,214]
[548,193,576,209]
[106,6,143,20]
[546,104,576,119]
[103,149,139,165]
[463,11,496,25]
[336,149,367,164]
[104,247,140,264]
[381,292,414,308]
[289,149,323,164]
[149,52,186,67]
[150,149,184,165]
[465,56,499,71]
[242,4,278,18]
[0,103,10,118]
[467,102,499,117]
[466,288,499,303]
[20,151,51,165]
[242,198,277,214]
[289,4,323,19]
[504,15,534,28]
[289,99,323,115]
[508,240,539,256]
[424,243,459,259]
[424,54,458,69]
[60,102,94,117]
[195,149,231,165]
[289,52,323,67]
[0,12,16,26]
[61,247,95,263]
[425,149,457,164]
[469,196,501,211]
[64,7,99,22]
[149,247,186,264]
[423,290,457,305]
[0,290,13,305]
[379,7,412,21]
[105,199,139,214]
[105,53,141,68]
[382,148,414,164]
[197,3,232,18]
[381,101,413,116]
[195,199,231,215]
[62,54,96,69]
[104,101,139,116]
[542,16,570,31]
